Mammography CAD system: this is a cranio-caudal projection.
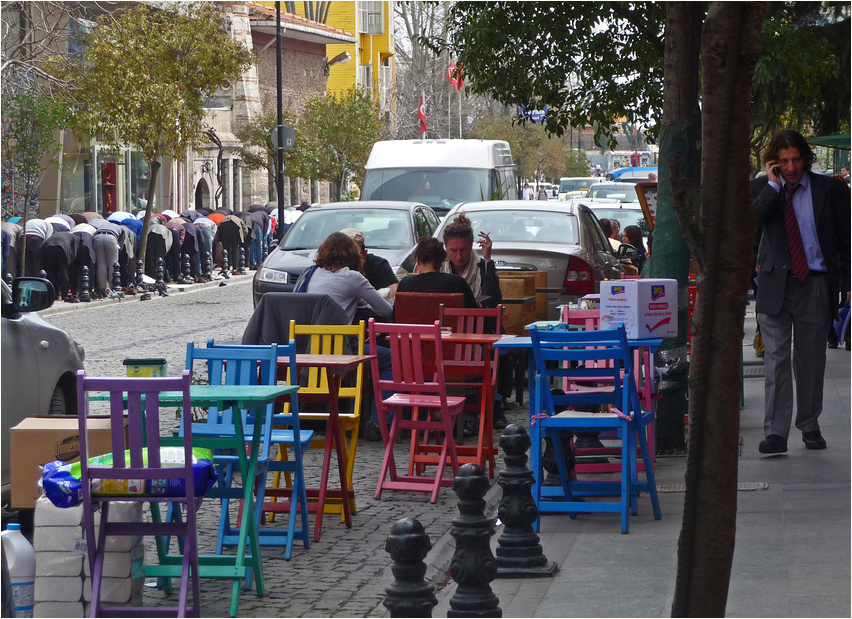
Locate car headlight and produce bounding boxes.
[257,268,288,284]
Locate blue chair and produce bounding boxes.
[201,340,314,559]
[529,324,661,534]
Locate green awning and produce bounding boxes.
[806,135,851,150]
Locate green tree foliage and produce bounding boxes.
[51,2,253,264]
[297,86,383,201]
[1,91,67,218]
[564,149,591,177]
[432,2,666,147]
[233,109,301,197]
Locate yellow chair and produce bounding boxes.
[264,320,365,523]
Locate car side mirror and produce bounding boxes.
[616,243,638,260]
[12,278,55,313]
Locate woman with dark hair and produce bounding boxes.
[306,231,392,323]
[621,225,647,273]
[397,237,477,307]
[441,212,502,307]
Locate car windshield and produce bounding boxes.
[360,168,492,215]
[281,209,412,250]
[461,210,578,244]
[587,185,638,201]
[560,178,598,192]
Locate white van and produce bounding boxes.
[360,139,516,217]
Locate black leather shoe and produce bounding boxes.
[802,430,826,450]
[759,434,788,454]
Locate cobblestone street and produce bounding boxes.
[45,277,516,617]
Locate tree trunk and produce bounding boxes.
[671,3,767,616]
[136,160,161,270]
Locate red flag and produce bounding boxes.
[418,92,427,137]
[446,60,464,91]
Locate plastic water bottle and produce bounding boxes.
[1,523,35,618]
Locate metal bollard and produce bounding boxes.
[136,259,144,288]
[79,266,91,303]
[204,251,213,281]
[237,247,246,274]
[4,272,13,287]
[39,269,47,279]
[447,463,501,618]
[383,518,437,618]
[221,249,231,279]
[155,257,168,297]
[182,253,192,282]
[495,425,557,578]
[111,262,123,295]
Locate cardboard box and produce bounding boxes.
[599,278,678,340]
[499,278,535,335]
[10,417,122,508]
[501,271,549,320]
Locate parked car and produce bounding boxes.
[1,277,85,505]
[584,182,642,204]
[253,201,441,306]
[433,201,625,316]
[557,176,604,201]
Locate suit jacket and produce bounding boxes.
[750,171,851,318]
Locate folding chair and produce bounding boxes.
[196,340,313,560]
[369,318,467,503]
[263,321,365,524]
[77,370,201,617]
[529,324,661,533]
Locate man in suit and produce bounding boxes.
[750,129,850,455]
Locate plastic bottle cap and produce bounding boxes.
[5,523,20,531]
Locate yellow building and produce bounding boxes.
[258,1,395,130]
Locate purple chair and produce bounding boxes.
[77,370,201,617]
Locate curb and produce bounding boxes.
[40,273,254,317]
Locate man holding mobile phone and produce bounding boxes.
[750,129,850,455]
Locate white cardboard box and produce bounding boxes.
[599,278,678,339]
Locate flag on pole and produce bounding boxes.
[446,60,464,90]
[418,91,427,138]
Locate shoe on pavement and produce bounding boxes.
[759,434,788,455]
[365,421,382,442]
[493,413,508,430]
[802,430,827,450]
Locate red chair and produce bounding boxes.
[393,292,465,325]
[369,318,466,503]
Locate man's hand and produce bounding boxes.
[765,160,783,185]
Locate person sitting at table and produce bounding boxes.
[397,237,477,308]
[441,212,502,308]
[305,231,393,323]
[621,225,648,274]
[307,232,394,443]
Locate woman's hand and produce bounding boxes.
[478,231,492,261]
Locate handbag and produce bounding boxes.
[292,265,318,293]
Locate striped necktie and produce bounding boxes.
[784,183,809,281]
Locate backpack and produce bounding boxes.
[292,265,318,293]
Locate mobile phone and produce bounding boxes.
[771,164,781,178]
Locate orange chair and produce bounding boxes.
[369,318,466,503]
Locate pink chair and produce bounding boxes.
[77,370,201,617]
[369,319,466,503]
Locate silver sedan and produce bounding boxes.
[434,201,625,316]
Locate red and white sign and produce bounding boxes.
[418,91,427,138]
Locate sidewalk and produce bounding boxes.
[433,312,851,618]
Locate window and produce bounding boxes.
[378,63,393,111]
[358,64,373,89]
[358,1,384,34]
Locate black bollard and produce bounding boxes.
[182,253,192,283]
[111,263,124,296]
[383,518,437,618]
[447,463,501,618]
[237,247,246,275]
[204,251,213,281]
[221,249,231,279]
[156,257,168,297]
[495,425,557,578]
[79,266,91,303]
[4,272,13,287]
[262,242,268,262]
[38,269,47,279]
[136,259,144,288]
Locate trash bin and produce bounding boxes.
[122,358,168,377]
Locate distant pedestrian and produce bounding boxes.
[522,183,534,200]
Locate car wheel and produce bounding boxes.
[49,385,67,415]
